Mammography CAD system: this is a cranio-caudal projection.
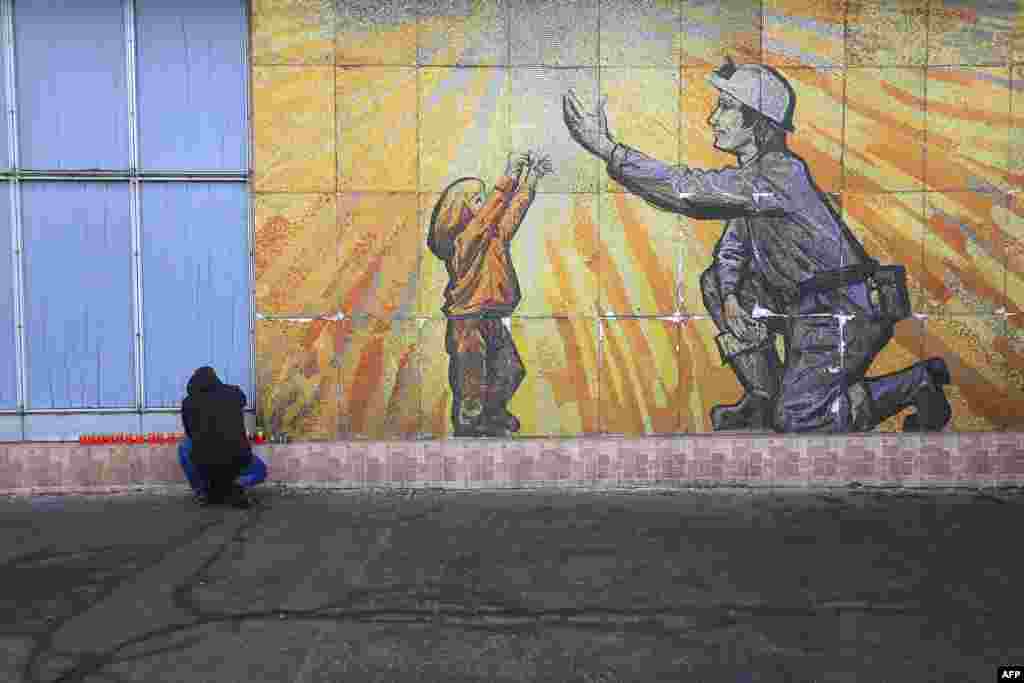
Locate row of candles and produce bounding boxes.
[78,432,269,445]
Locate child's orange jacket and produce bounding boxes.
[428,174,535,318]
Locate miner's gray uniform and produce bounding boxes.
[606,143,898,432]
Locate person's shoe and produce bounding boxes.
[201,484,239,507]
[485,407,521,433]
[902,387,952,432]
[453,399,490,436]
[901,358,952,432]
[711,345,780,431]
[922,357,951,386]
[227,488,252,509]
[453,423,507,437]
[229,496,252,510]
[710,394,773,430]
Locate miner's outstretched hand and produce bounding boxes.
[563,89,614,160]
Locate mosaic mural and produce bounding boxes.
[252,0,1024,439]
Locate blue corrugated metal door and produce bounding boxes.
[0,0,250,440]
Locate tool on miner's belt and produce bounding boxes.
[798,259,910,322]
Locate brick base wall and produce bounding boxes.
[1,434,1023,495]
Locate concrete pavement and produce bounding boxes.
[1,484,1022,682]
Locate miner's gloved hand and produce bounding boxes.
[563,89,616,161]
[724,294,765,344]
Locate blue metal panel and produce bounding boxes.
[140,182,251,408]
[0,23,8,171]
[21,182,135,408]
[13,0,129,170]
[0,414,22,441]
[0,184,14,408]
[134,0,247,172]
[25,412,140,442]
[141,411,186,435]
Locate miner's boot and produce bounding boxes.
[902,358,951,431]
[863,358,951,432]
[710,345,781,431]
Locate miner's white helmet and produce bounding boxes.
[707,57,795,132]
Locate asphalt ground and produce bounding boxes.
[1,484,1022,682]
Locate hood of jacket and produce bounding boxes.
[187,366,221,396]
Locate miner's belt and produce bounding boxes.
[797,262,879,299]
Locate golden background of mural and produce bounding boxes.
[251,0,1024,438]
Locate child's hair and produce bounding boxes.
[431,177,485,235]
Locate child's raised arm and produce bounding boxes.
[498,152,552,241]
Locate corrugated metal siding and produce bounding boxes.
[134,0,248,172]
[21,182,135,408]
[140,182,251,408]
[0,183,14,407]
[13,0,129,170]
[1,0,251,432]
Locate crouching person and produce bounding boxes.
[179,366,265,508]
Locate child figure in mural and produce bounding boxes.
[428,151,553,436]
[564,58,951,434]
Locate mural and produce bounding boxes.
[252,0,1023,440]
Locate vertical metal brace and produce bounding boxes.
[129,179,144,411]
[125,0,138,173]
[247,189,256,410]
[124,0,144,412]
[243,0,257,412]
[3,0,27,423]
[0,0,11,168]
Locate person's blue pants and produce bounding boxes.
[178,437,267,495]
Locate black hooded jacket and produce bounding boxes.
[181,367,251,466]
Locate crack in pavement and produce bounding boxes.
[1,515,226,683]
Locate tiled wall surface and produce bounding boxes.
[252,0,1024,440]
[1,434,1022,493]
